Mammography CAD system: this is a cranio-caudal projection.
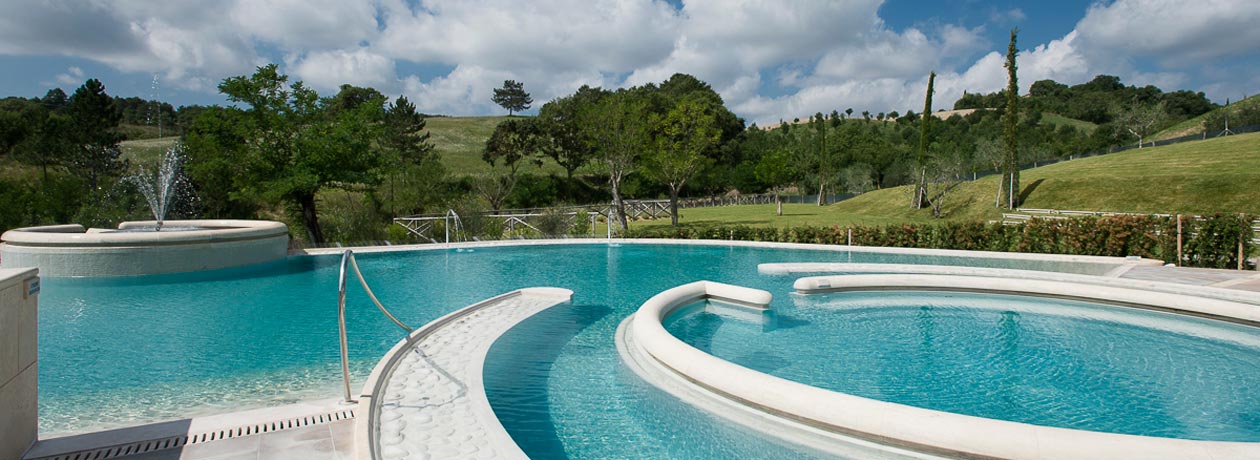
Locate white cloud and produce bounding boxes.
[229,0,380,50]
[54,66,86,85]
[1074,0,1260,65]
[291,48,398,93]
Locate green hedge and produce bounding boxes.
[625,214,1254,269]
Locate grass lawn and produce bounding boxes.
[633,132,1260,229]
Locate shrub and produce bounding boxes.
[623,214,1253,270]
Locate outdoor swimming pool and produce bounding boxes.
[39,242,1118,457]
[664,291,1260,442]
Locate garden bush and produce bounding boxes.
[624,214,1253,269]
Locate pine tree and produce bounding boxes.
[66,79,124,190]
[491,80,533,116]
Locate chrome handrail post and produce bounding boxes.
[335,249,414,405]
[337,249,353,403]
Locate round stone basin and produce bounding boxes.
[0,219,289,277]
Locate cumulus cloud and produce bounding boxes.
[54,66,86,85]
[291,48,398,93]
[1074,0,1260,65]
[1,0,1256,123]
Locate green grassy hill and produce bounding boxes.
[426,116,566,176]
[1040,113,1097,133]
[425,116,509,174]
[119,136,179,166]
[643,132,1260,229]
[1153,94,1260,141]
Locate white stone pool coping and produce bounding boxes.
[623,278,1260,460]
[766,262,1260,306]
[300,237,1156,268]
[354,287,573,460]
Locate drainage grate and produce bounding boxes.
[30,409,355,460]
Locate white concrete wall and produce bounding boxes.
[0,268,39,460]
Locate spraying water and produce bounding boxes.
[127,144,188,230]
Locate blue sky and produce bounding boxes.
[1,0,1257,125]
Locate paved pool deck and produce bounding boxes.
[1121,265,1260,292]
[91,419,355,460]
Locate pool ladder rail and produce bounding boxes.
[337,249,413,404]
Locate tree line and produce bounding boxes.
[0,58,1236,244]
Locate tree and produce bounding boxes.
[327,84,386,115]
[480,118,544,209]
[755,147,793,216]
[41,88,68,113]
[840,163,874,195]
[15,111,74,184]
[537,86,605,178]
[913,71,936,209]
[382,96,434,167]
[66,78,125,191]
[923,147,968,218]
[580,90,651,231]
[808,113,833,205]
[999,28,1021,210]
[182,106,255,219]
[642,95,721,226]
[380,96,436,214]
[491,80,532,116]
[216,64,384,245]
[1113,100,1167,148]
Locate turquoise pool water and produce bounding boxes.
[38,242,1114,456]
[664,291,1260,441]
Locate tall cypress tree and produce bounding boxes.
[1001,28,1021,209]
[914,71,935,208]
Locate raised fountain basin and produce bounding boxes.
[0,219,289,277]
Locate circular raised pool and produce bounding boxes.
[665,290,1260,442]
[1,219,289,276]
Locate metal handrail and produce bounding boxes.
[338,249,413,403]
[445,209,463,245]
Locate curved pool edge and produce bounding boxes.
[768,263,1260,307]
[354,287,574,460]
[614,281,946,460]
[299,237,1155,268]
[795,273,1260,326]
[624,280,1260,460]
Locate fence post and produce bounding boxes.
[1176,215,1182,267]
[847,228,853,246]
[1240,213,1246,271]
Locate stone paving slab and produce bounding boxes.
[1119,265,1257,286]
